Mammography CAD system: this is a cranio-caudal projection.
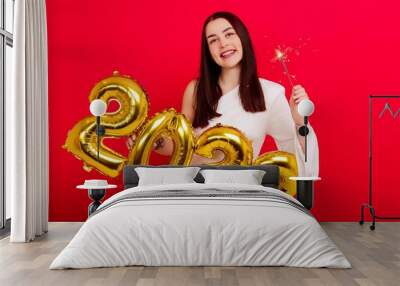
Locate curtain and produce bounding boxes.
[8,0,49,242]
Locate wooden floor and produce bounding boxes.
[0,222,399,286]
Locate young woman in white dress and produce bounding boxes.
[128,11,318,176]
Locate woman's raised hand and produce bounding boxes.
[289,85,310,126]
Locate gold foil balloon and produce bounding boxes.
[254,151,298,196]
[64,71,149,177]
[129,108,195,165]
[64,70,299,190]
[195,124,253,165]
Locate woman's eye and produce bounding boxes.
[226,32,235,38]
[209,39,217,44]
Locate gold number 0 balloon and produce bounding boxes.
[195,124,253,165]
[254,151,298,196]
[63,71,148,177]
[129,108,195,165]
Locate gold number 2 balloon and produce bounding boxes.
[63,71,149,177]
[195,124,253,165]
[129,108,195,165]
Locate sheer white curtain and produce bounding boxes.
[7,0,49,242]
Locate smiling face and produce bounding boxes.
[205,18,243,69]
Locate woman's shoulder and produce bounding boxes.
[183,79,198,99]
[259,78,286,110]
[258,78,285,94]
[186,79,198,91]
[258,78,286,107]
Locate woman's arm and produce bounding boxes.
[180,80,197,122]
[265,85,319,177]
[288,85,311,152]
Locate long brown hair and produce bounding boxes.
[192,11,266,128]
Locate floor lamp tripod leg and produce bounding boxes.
[370,207,376,231]
[359,205,365,225]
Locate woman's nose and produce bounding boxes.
[219,37,228,48]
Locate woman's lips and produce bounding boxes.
[220,49,236,59]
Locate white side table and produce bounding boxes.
[77,183,117,216]
[289,177,321,210]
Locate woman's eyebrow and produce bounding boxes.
[222,27,234,33]
[207,26,234,39]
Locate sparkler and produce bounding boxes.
[275,48,295,88]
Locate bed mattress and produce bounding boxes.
[50,183,350,269]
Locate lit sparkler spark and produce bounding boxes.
[274,47,294,87]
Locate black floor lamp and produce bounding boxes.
[290,99,321,210]
[89,99,107,160]
[85,99,107,216]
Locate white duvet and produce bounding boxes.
[50,183,350,269]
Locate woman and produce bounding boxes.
[128,11,318,176]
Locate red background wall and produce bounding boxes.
[46,0,400,222]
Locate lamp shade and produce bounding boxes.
[89,99,107,116]
[297,99,315,117]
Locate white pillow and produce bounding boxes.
[135,167,201,186]
[200,169,266,185]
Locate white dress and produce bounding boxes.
[193,78,319,177]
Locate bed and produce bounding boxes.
[50,165,350,269]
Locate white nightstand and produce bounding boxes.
[77,182,117,216]
[289,177,321,210]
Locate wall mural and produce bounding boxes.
[63,71,298,196]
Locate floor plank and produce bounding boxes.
[0,222,399,286]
